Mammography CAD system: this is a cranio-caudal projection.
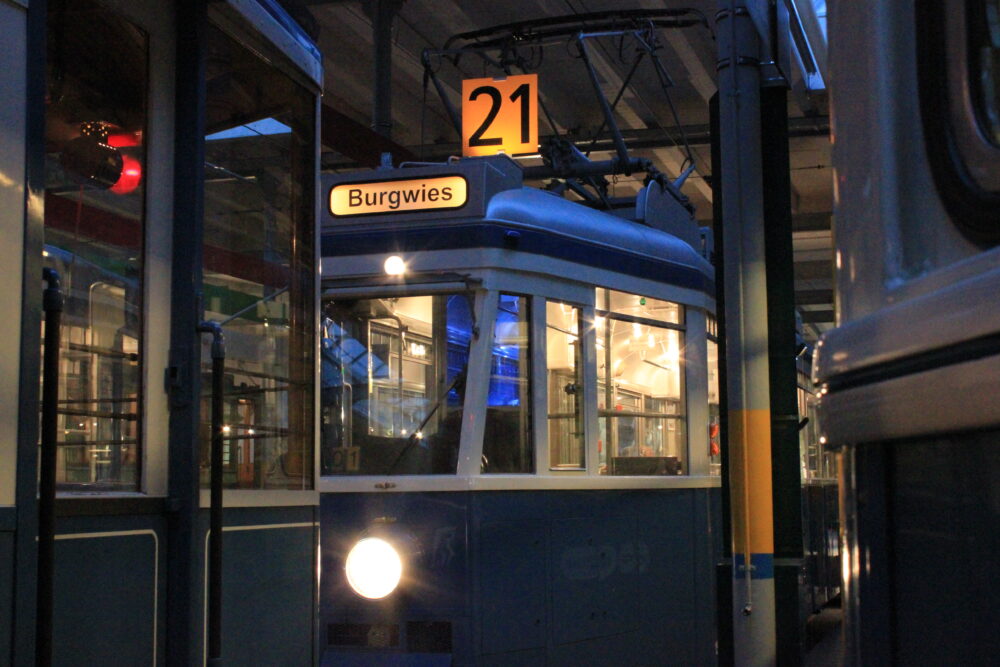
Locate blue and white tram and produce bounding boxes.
[317,156,721,665]
[817,1,1000,664]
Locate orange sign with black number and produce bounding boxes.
[461,74,538,157]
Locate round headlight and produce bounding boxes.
[383,255,406,276]
[345,537,403,599]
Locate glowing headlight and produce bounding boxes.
[345,537,403,599]
[383,255,406,276]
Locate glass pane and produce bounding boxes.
[43,0,148,490]
[484,294,532,473]
[708,338,721,476]
[972,0,1000,144]
[596,302,686,476]
[321,295,473,475]
[201,24,316,490]
[546,301,584,469]
[597,288,682,325]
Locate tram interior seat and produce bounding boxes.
[611,456,680,476]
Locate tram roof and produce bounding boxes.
[320,157,714,294]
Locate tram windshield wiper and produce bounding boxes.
[385,370,466,474]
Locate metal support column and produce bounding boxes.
[761,84,805,666]
[166,2,208,665]
[13,0,47,663]
[369,0,403,139]
[710,91,735,667]
[716,2,776,665]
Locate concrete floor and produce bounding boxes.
[803,606,845,667]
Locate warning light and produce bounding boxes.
[110,153,142,195]
[60,123,143,195]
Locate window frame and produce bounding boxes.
[593,289,689,476]
[43,0,162,497]
[481,291,535,474]
[194,4,322,508]
[315,269,719,491]
[916,0,1000,244]
[319,290,478,477]
[543,298,590,473]
[317,283,487,483]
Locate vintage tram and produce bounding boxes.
[1,0,323,663]
[317,156,721,665]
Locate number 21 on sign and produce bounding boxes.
[461,74,538,157]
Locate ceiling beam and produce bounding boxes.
[321,103,417,167]
[321,116,830,169]
[799,309,834,324]
[792,211,831,232]
[794,288,833,305]
[793,260,833,281]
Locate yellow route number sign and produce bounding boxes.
[461,74,538,157]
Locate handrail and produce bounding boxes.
[37,268,64,667]
[197,321,226,667]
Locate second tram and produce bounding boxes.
[817,1,1000,664]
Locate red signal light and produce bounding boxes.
[110,153,142,195]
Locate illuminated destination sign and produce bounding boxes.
[328,175,468,217]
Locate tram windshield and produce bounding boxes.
[321,294,474,475]
[483,294,533,473]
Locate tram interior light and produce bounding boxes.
[345,537,403,599]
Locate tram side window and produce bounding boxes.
[972,0,1000,144]
[798,375,832,480]
[42,0,148,490]
[547,301,584,469]
[708,317,721,476]
[200,23,316,490]
[321,294,473,475]
[596,289,686,476]
[483,294,532,473]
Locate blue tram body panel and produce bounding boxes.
[320,489,719,666]
[43,507,317,667]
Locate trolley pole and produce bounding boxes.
[198,321,226,666]
[36,268,63,667]
[716,3,777,665]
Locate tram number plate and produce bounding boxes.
[462,74,538,157]
[330,447,360,473]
